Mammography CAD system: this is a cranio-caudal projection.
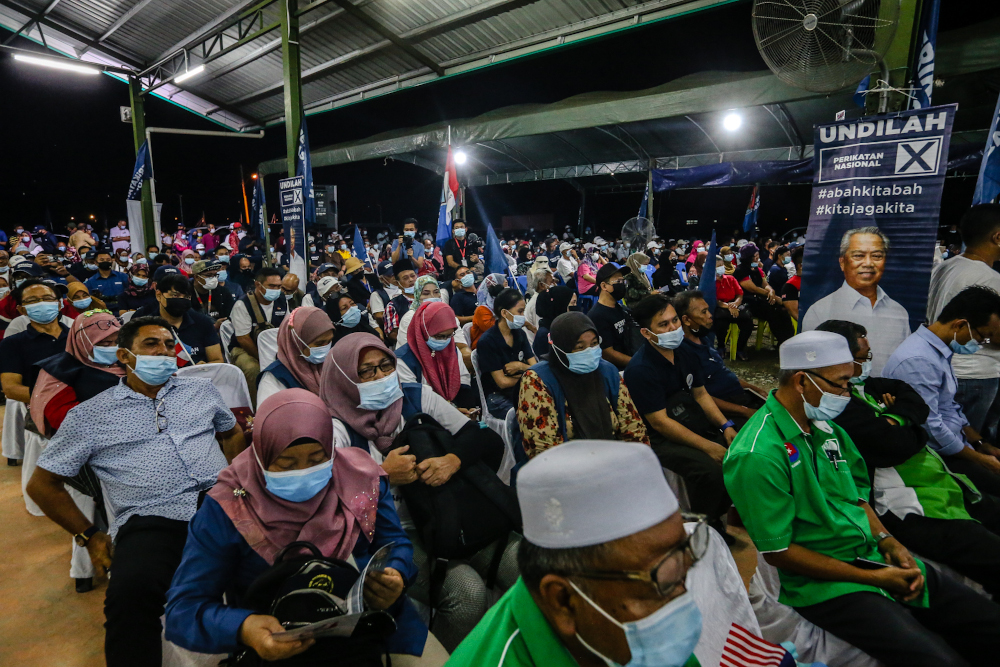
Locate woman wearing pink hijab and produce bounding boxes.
[165,389,443,663]
[256,306,334,406]
[178,248,199,276]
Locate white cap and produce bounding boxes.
[517,440,678,548]
[594,236,606,245]
[646,241,660,250]
[316,276,341,297]
[779,331,853,371]
[559,242,573,252]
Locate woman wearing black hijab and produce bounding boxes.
[531,285,575,359]
[516,312,648,458]
[325,292,383,344]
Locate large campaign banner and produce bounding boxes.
[279,175,308,286]
[799,104,955,375]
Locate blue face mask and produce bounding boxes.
[356,371,404,410]
[136,258,147,265]
[25,301,61,324]
[460,273,475,288]
[217,270,228,283]
[72,297,93,310]
[302,342,332,365]
[184,257,196,265]
[427,335,452,352]
[91,346,119,366]
[263,288,282,302]
[506,312,526,329]
[403,285,415,295]
[422,297,441,304]
[341,305,362,328]
[723,254,734,262]
[454,228,466,239]
[649,326,684,350]
[751,261,759,268]
[132,277,148,287]
[258,452,333,503]
[218,255,230,264]
[571,583,702,667]
[803,375,851,421]
[850,360,872,385]
[554,342,601,374]
[404,231,415,239]
[950,323,982,355]
[126,351,177,386]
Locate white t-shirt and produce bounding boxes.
[556,256,578,284]
[926,255,1000,379]
[395,310,468,349]
[110,226,131,253]
[331,389,475,529]
[524,291,542,345]
[369,284,400,314]
[230,298,275,337]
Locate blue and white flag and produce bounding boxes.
[484,221,508,277]
[973,92,1000,206]
[296,116,316,226]
[701,230,719,313]
[127,140,152,200]
[638,182,649,219]
[853,75,870,109]
[436,146,460,247]
[353,224,373,270]
[910,0,940,110]
[743,185,760,233]
[250,176,266,239]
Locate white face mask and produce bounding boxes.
[201,276,219,291]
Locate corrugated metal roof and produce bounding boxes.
[0,0,736,130]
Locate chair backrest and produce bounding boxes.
[462,321,473,344]
[256,327,280,370]
[119,310,135,323]
[175,363,252,409]
[470,349,490,409]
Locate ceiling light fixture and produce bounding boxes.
[454,150,468,165]
[174,64,205,84]
[14,54,99,75]
[723,112,743,132]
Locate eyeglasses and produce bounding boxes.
[805,370,851,396]
[972,324,992,345]
[155,398,168,433]
[22,295,59,305]
[854,351,873,363]
[357,358,396,381]
[561,517,710,598]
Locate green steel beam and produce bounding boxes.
[282,0,302,178]
[128,76,157,249]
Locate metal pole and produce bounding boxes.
[647,169,654,226]
[128,75,157,250]
[179,194,184,227]
[282,0,303,178]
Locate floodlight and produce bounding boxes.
[454,150,468,165]
[723,113,742,131]
[174,64,205,84]
[14,54,99,75]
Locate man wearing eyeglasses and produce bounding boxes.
[0,279,70,404]
[27,315,246,667]
[802,226,911,377]
[726,331,1000,666]
[448,440,706,667]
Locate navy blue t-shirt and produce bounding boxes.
[172,310,222,364]
[680,339,743,400]
[624,340,704,417]
[450,290,478,318]
[476,324,534,400]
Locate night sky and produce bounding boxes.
[0,0,994,241]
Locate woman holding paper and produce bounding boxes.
[164,389,442,664]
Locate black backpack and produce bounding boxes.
[228,542,396,667]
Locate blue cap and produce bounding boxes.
[153,265,180,283]
[377,260,393,276]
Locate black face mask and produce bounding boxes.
[163,297,192,317]
[692,325,713,338]
[97,261,113,271]
[242,268,254,275]
[610,282,627,301]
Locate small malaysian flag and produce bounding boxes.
[720,624,795,667]
[171,329,195,369]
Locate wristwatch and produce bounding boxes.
[720,420,736,432]
[875,531,893,544]
[74,525,100,547]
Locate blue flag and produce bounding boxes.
[296,116,316,226]
[127,141,152,200]
[250,176,266,239]
[973,92,1000,206]
[743,186,760,233]
[910,0,940,110]
[701,230,719,313]
[853,75,870,109]
[484,222,509,277]
[353,224,372,270]
[436,147,459,247]
[638,183,649,219]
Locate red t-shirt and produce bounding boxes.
[715,274,744,303]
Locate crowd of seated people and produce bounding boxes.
[8,211,1000,667]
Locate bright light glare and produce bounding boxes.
[723,113,742,131]
[454,150,468,165]
[14,54,99,75]
[174,64,205,84]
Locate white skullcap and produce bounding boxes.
[779,331,853,370]
[559,242,573,252]
[517,440,679,549]
[316,276,341,297]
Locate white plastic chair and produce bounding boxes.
[119,310,135,323]
[470,349,508,440]
[218,320,235,363]
[256,327,280,371]
[462,321,473,344]
[2,398,26,460]
[175,363,253,412]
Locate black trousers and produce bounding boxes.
[712,306,753,351]
[943,454,1000,498]
[880,511,1000,597]
[648,431,730,522]
[745,297,795,344]
[796,565,1000,667]
[105,515,190,667]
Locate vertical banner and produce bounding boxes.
[250,176,266,240]
[973,91,1000,206]
[279,175,308,286]
[800,104,956,375]
[909,0,940,109]
[296,116,316,227]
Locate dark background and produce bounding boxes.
[0,0,995,241]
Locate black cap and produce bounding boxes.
[595,262,630,287]
[392,258,416,277]
[153,265,180,283]
[12,262,44,278]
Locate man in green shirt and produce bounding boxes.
[818,319,1000,598]
[725,330,1000,666]
[448,440,704,667]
